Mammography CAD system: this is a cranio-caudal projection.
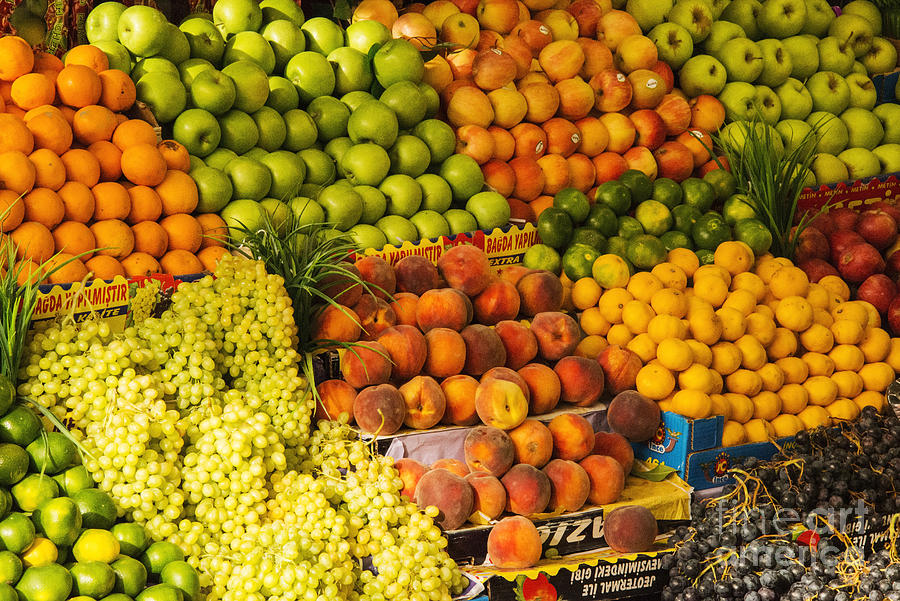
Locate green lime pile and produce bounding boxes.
[0,373,199,601]
[527,169,773,278]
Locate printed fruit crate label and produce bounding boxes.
[33,276,130,325]
[798,173,900,214]
[483,223,539,267]
[362,235,449,266]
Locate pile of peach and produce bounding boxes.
[355,0,727,222]
[312,244,610,435]
[0,35,228,284]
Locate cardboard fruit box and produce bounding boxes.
[797,172,900,215]
[631,411,724,475]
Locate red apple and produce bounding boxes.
[856,209,898,250]
[829,230,866,264]
[793,226,830,264]
[589,69,632,113]
[870,202,900,225]
[837,243,885,283]
[652,141,693,182]
[857,274,897,314]
[629,109,665,150]
[809,211,836,236]
[887,294,900,334]
[829,206,860,231]
[798,258,840,283]
[650,60,674,93]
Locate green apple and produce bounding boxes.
[179,17,225,65]
[341,143,390,186]
[173,108,221,158]
[285,51,336,105]
[135,72,186,124]
[221,60,269,114]
[307,96,350,142]
[829,13,874,58]
[224,156,272,201]
[283,109,318,152]
[412,119,457,165]
[388,135,431,178]
[873,144,900,173]
[410,210,451,240]
[845,72,878,110]
[648,23,694,70]
[91,40,132,73]
[810,152,849,184]
[131,57,178,83]
[260,0,305,27]
[218,109,258,154]
[843,0,882,34]
[376,215,419,246]
[775,119,814,155]
[440,154,485,203]
[86,1,127,43]
[261,20,306,73]
[466,191,511,230]
[782,36,819,80]
[874,104,900,145]
[327,47,374,96]
[840,107,884,150]
[718,81,758,121]
[758,0,807,39]
[205,148,238,170]
[706,0,730,18]
[189,155,206,171]
[224,31,276,75]
[189,69,235,115]
[702,21,745,55]
[419,83,440,119]
[345,20,391,55]
[354,185,387,224]
[862,38,898,76]
[838,147,881,179]
[325,137,354,173]
[754,85,782,125]
[317,184,363,230]
[807,71,850,115]
[260,150,306,201]
[416,174,453,213]
[807,111,850,155]
[715,37,763,82]
[157,23,190,64]
[301,16,346,56]
[244,147,268,160]
[347,100,399,148]
[756,39,792,88]
[178,57,215,89]
[817,36,855,75]
[266,76,300,113]
[117,5,168,57]
[290,196,325,227]
[297,148,337,186]
[775,78,813,120]
[192,166,233,213]
[348,224,388,250]
[379,174,423,218]
[380,81,427,130]
[221,199,264,243]
[678,55,727,96]
[666,0,713,43]
[720,0,762,40]
[372,39,425,88]
[341,91,376,112]
[801,0,835,37]
[260,198,292,234]
[212,0,261,36]
[443,209,479,235]
[626,0,674,32]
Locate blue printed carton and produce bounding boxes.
[631,411,724,474]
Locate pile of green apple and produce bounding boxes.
[85,0,511,251]
[636,0,900,184]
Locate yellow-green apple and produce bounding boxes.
[467,190,511,229]
[328,47,374,96]
[348,224,388,249]
[221,198,264,242]
[775,77,813,120]
[224,31,276,75]
[843,0,882,35]
[188,69,235,116]
[267,75,300,113]
[354,184,387,224]
[718,81,757,122]
[874,104,900,144]
[806,111,850,155]
[625,0,672,32]
[754,85,782,126]
[829,14,873,58]
[260,0,305,26]
[298,148,337,186]
[345,19,391,54]
[873,144,900,173]
[260,150,305,200]
[756,39,792,87]
[678,55,726,97]
[300,16,345,55]
[807,71,850,115]
[131,56,179,82]
[810,152,849,184]
[135,72,186,124]
[307,96,349,143]
[838,147,880,179]
[92,40,132,73]
[410,210,451,239]
[802,0,835,37]
[758,0,807,39]
[667,0,713,43]
[775,119,814,155]
[714,37,763,82]
[379,174,423,218]
[284,51,336,105]
[212,0,262,35]
[380,81,426,129]
[117,5,169,57]
[283,108,318,152]
[417,173,453,213]
[846,72,878,110]
[251,106,287,151]
[389,135,431,177]
[413,119,457,165]
[648,22,693,70]
[444,208,479,234]
[861,38,898,76]
[372,38,426,88]
[840,107,883,150]
[720,0,761,39]
[818,37,855,76]
[191,166,233,212]
[348,99,399,147]
[86,1,126,43]
[441,154,486,202]
[318,183,363,229]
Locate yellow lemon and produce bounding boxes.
[647,314,688,343]
[731,271,766,302]
[813,309,834,328]
[859,327,891,363]
[778,383,809,414]
[831,301,868,326]
[724,393,755,423]
[819,274,851,301]
[606,323,635,347]
[716,306,746,341]
[802,352,835,377]
[754,303,775,319]
[651,262,687,290]
[21,537,58,568]
[710,394,732,419]
[710,341,743,375]
[754,258,783,283]
[592,253,631,288]
[775,356,808,384]
[678,363,716,392]
[580,307,611,336]
[805,283,831,310]
[828,344,865,371]
[575,335,609,359]
[626,333,659,363]
[671,389,713,419]
[686,295,715,316]
[667,247,699,277]
[803,375,839,407]
[636,363,676,400]
[885,338,900,372]
[859,300,881,328]
[774,296,814,331]
[827,293,845,312]
[626,271,665,303]
[764,292,781,314]
[657,338,693,371]
[73,529,121,564]
[725,369,763,396]
[797,405,832,429]
[859,362,894,392]
[826,398,861,421]
[799,323,834,354]
[744,418,775,443]
[751,391,782,421]
[686,340,712,367]
[714,240,755,275]
[831,370,864,399]
[621,300,656,334]
[767,328,799,361]
[709,369,724,394]
[598,287,634,324]
[771,414,804,438]
[757,362,785,392]
[831,319,864,345]
[735,335,767,370]
[651,288,689,318]
[854,390,886,412]
[721,289,757,317]
[769,266,809,299]
[688,310,723,345]
[694,264,732,285]
[692,275,729,307]
[722,420,747,446]
[572,277,602,310]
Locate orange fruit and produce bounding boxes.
[87,140,122,181]
[46,253,90,284]
[32,51,63,74]
[28,148,66,190]
[112,119,157,151]
[55,65,102,108]
[84,255,125,280]
[0,113,35,154]
[57,181,95,223]
[22,187,64,229]
[25,111,72,155]
[157,140,190,172]
[159,213,202,253]
[155,170,198,215]
[60,149,101,187]
[0,37,35,81]
[52,221,96,259]
[5,106,26,119]
[0,189,25,232]
[10,73,56,110]
[197,246,229,272]
[131,221,169,258]
[73,105,117,145]
[10,221,54,263]
[14,259,48,286]
[59,105,75,125]
[23,104,63,122]
[92,181,131,220]
[97,70,136,112]
[121,252,161,277]
[160,249,203,276]
[126,186,162,224]
[196,213,228,249]
[63,45,109,73]
[121,143,167,186]
[0,150,37,194]
[0,80,13,103]
[90,219,134,258]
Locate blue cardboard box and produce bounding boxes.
[631,411,724,474]
[681,437,795,489]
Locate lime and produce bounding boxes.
[571,227,607,252]
[26,433,77,475]
[619,169,653,204]
[652,178,683,209]
[734,218,774,256]
[562,244,601,280]
[0,444,28,488]
[617,216,644,239]
[35,497,82,548]
[15,564,72,601]
[634,200,674,236]
[671,204,702,234]
[0,406,42,447]
[71,561,116,599]
[660,230,694,251]
[140,542,184,576]
[606,236,629,258]
[0,583,15,601]
[722,194,758,226]
[21,537,57,568]
[111,556,147,598]
[102,595,134,601]
[11,474,58,513]
[536,207,574,249]
[160,561,200,601]
[72,530,120,564]
[0,550,22,584]
[52,466,94,497]
[584,204,618,237]
[72,489,117,530]
[696,249,715,265]
[692,213,732,251]
[110,524,148,559]
[594,181,632,215]
[592,254,632,288]
[681,178,716,213]
[703,169,737,202]
[626,235,667,270]
[135,584,183,601]
[522,244,562,275]
[0,513,34,554]
[553,188,590,224]
[0,490,10,522]
[0,375,13,417]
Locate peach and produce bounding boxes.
[510,157,546,202]
[315,379,357,422]
[311,304,361,343]
[531,311,581,361]
[376,325,427,381]
[538,40,585,82]
[494,320,539,370]
[446,50,477,81]
[399,375,446,429]
[441,374,480,426]
[487,88,527,129]
[676,128,714,168]
[353,294,398,340]
[575,116,610,157]
[502,463,551,515]
[592,431,635,474]
[465,425,516,476]
[537,154,570,196]
[482,159,517,197]
[441,12,481,48]
[516,270,564,316]
[567,0,604,37]
[543,458,591,512]
[462,324,507,376]
[476,0,519,34]
[579,454,625,505]
[341,341,392,388]
[623,146,658,180]
[394,458,428,500]
[630,109,666,150]
[592,151,628,184]
[655,93,691,137]
[487,515,543,568]
[489,126,516,161]
[519,362,562,414]
[614,34,657,74]
[509,20,553,56]
[597,345,643,395]
[519,82,560,124]
[355,255,396,300]
[465,472,507,524]
[548,413,595,461]
[319,262,363,306]
[395,255,439,295]
[353,383,406,435]
[508,419,553,467]
[446,86,494,128]
[456,124,496,165]
[415,468,475,530]
[555,77,595,121]
[424,328,467,378]
[653,140,694,182]
[554,355,605,406]
[689,94,725,133]
[607,390,661,442]
[432,458,471,477]
[416,288,473,332]
[511,122,548,161]
[604,505,658,552]
[475,377,529,430]
[481,366,531,401]
[596,9,640,51]
[578,37,614,79]
[389,292,420,327]
[542,118,581,157]
[392,13,438,49]
[598,111,636,154]
[472,48,518,90]
[567,153,596,192]
[499,265,533,286]
[437,244,494,297]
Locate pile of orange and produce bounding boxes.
[0,35,229,285]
